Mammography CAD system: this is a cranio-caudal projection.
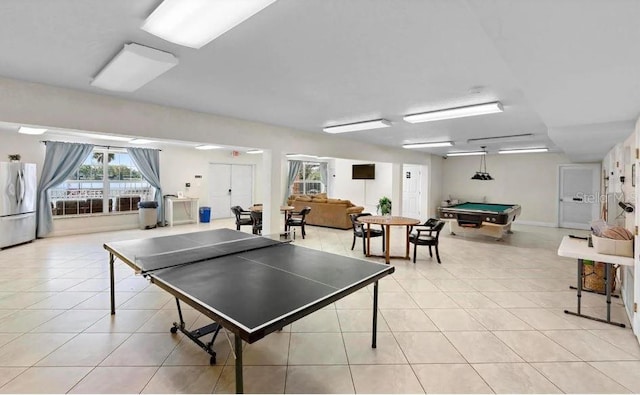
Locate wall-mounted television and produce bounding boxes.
[352,164,375,180]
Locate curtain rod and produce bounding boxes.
[41,140,162,151]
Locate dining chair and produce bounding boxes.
[349,213,385,254]
[409,220,446,263]
[231,206,252,231]
[286,207,311,239]
[250,210,262,235]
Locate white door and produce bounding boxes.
[558,164,600,230]
[402,164,422,219]
[210,164,232,219]
[209,164,254,219]
[230,165,253,209]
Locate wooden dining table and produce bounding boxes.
[249,205,296,232]
[358,216,421,264]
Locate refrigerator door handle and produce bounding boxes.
[20,170,26,205]
[15,172,21,205]
[16,170,25,206]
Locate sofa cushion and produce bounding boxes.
[312,197,328,203]
[290,200,364,229]
[297,195,312,202]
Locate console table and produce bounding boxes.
[557,235,634,327]
[164,197,199,226]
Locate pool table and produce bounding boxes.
[437,202,522,240]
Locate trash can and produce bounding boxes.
[138,201,158,229]
[199,206,211,223]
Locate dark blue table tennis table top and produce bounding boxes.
[104,228,394,343]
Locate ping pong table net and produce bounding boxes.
[134,235,290,274]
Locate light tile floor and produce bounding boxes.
[0,219,639,393]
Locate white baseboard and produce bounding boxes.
[48,223,138,237]
[515,220,558,228]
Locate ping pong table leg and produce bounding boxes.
[235,333,243,394]
[109,253,116,315]
[372,280,378,348]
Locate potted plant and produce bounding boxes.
[8,154,20,162]
[377,196,392,216]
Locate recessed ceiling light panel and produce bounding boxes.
[195,145,222,150]
[18,127,47,135]
[446,151,487,157]
[130,139,154,145]
[404,102,503,124]
[403,141,453,149]
[142,0,277,49]
[323,119,391,134]
[68,132,132,142]
[246,149,263,154]
[91,43,178,92]
[498,148,549,154]
[467,133,533,144]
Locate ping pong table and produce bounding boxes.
[105,228,394,393]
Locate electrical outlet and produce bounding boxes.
[185,183,191,188]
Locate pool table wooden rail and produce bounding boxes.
[437,202,522,240]
[438,203,521,226]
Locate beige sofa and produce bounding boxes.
[287,194,364,229]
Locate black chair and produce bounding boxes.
[250,211,262,235]
[286,207,311,239]
[409,220,446,264]
[350,213,385,254]
[231,206,252,231]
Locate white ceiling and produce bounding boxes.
[0,0,637,161]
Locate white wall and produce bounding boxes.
[428,156,443,217]
[161,149,263,207]
[330,159,393,214]
[441,152,574,226]
[0,131,47,179]
[603,126,639,341]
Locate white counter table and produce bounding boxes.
[557,235,634,327]
[164,196,199,226]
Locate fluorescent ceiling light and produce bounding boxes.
[69,132,132,141]
[18,127,47,135]
[446,151,487,157]
[403,141,453,149]
[467,133,533,144]
[90,43,178,92]
[323,119,391,134]
[498,148,549,154]
[195,145,222,150]
[142,0,277,49]
[246,149,263,154]
[130,139,154,145]
[404,102,503,124]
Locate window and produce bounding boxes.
[290,161,325,195]
[51,149,152,216]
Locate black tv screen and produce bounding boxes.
[352,164,375,179]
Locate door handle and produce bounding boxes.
[228,189,232,194]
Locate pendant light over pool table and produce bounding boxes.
[471,146,493,180]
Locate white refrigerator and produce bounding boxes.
[0,162,36,249]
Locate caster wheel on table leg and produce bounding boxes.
[209,355,217,365]
[170,326,178,334]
